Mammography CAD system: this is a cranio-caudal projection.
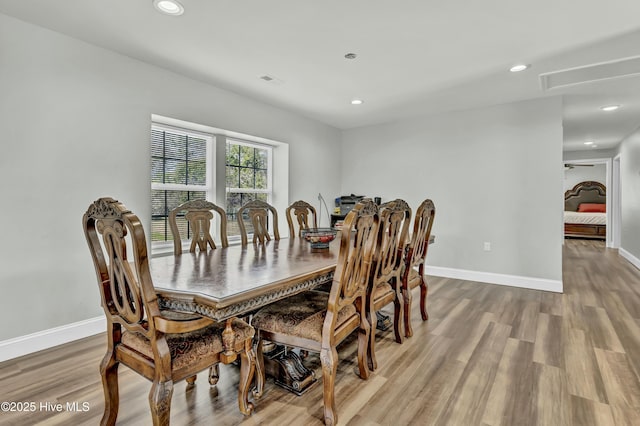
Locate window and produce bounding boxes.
[151,125,212,246]
[149,116,284,252]
[225,139,273,238]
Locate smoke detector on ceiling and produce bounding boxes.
[258,75,284,85]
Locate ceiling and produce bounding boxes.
[2,0,640,152]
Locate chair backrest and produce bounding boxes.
[406,199,435,271]
[372,199,412,287]
[286,200,318,238]
[237,199,280,245]
[169,199,228,255]
[325,199,379,333]
[83,197,159,338]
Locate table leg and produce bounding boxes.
[376,311,392,331]
[262,344,317,396]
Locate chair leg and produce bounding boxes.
[149,380,173,426]
[419,276,429,321]
[253,337,265,398]
[358,312,371,380]
[403,285,414,338]
[186,375,197,385]
[99,352,119,426]
[237,341,256,416]
[208,364,220,385]
[320,347,339,426]
[393,291,405,344]
[367,304,377,371]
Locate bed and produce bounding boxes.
[564,181,606,239]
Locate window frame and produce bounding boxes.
[149,114,288,254]
[225,137,273,198]
[225,138,274,241]
[150,123,215,251]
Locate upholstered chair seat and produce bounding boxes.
[121,318,255,373]
[252,291,358,343]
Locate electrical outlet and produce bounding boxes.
[484,242,491,251]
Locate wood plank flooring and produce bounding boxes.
[2,239,640,425]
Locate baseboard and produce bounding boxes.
[0,316,105,363]
[619,247,640,271]
[425,266,563,293]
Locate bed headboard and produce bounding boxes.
[564,181,606,211]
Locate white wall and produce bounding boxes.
[618,127,640,265]
[563,163,606,192]
[341,98,564,287]
[0,14,342,341]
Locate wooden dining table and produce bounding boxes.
[151,235,434,318]
[151,238,340,322]
[149,234,434,394]
[150,237,339,393]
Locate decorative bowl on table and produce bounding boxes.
[301,227,338,251]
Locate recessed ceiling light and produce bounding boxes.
[351,99,363,105]
[600,104,620,111]
[584,141,594,145]
[153,0,184,16]
[509,64,529,72]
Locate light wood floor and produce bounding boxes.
[2,239,640,425]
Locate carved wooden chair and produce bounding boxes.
[169,199,228,255]
[252,199,379,426]
[366,199,411,370]
[168,199,229,384]
[286,200,318,238]
[83,197,256,425]
[401,199,436,337]
[237,199,280,245]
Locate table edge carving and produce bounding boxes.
[158,272,334,321]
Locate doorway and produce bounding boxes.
[563,157,615,247]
